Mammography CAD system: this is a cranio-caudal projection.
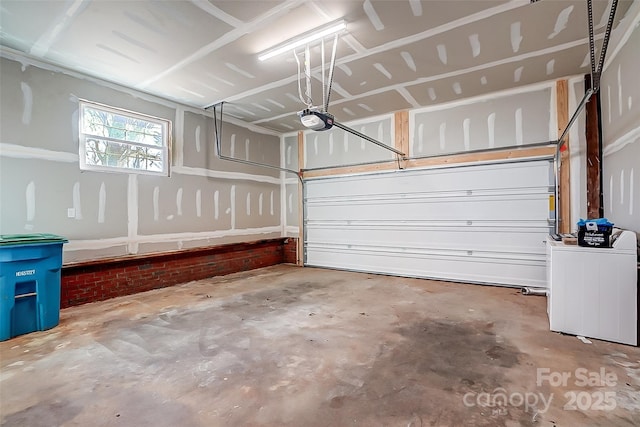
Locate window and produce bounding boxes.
[79,100,171,175]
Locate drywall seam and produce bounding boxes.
[413,80,554,116]
[305,1,332,20]
[617,65,623,116]
[174,107,184,167]
[603,0,640,71]
[487,113,496,148]
[98,182,106,224]
[548,5,574,40]
[30,0,87,57]
[227,0,527,104]
[230,185,236,229]
[195,125,201,152]
[602,126,640,156]
[0,143,79,162]
[191,0,243,27]
[249,37,597,126]
[280,136,287,234]
[406,81,556,142]
[463,119,470,150]
[364,0,385,31]
[25,181,35,222]
[511,22,523,53]
[396,87,420,108]
[153,187,160,221]
[546,59,555,76]
[72,182,83,219]
[515,108,523,145]
[337,37,589,104]
[285,225,299,234]
[283,177,298,185]
[172,165,280,184]
[214,190,220,219]
[270,190,275,216]
[469,34,481,58]
[63,226,283,252]
[1,47,278,139]
[438,122,447,152]
[139,0,306,88]
[20,82,33,124]
[1,47,177,111]
[401,51,417,71]
[127,174,139,254]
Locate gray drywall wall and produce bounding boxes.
[283,134,299,171]
[302,116,395,170]
[0,55,283,263]
[285,183,299,230]
[0,157,129,239]
[209,118,281,177]
[410,86,557,157]
[601,21,639,233]
[283,134,299,231]
[411,86,554,157]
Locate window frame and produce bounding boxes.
[78,100,171,176]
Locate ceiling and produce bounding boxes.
[0,0,633,134]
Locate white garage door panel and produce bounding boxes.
[305,227,547,255]
[307,196,549,221]
[304,159,554,288]
[306,246,547,287]
[308,161,551,196]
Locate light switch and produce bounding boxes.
[67,208,75,218]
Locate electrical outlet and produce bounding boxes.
[67,208,75,218]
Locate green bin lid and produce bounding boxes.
[0,233,68,246]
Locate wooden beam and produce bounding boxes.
[297,131,304,266]
[394,110,410,161]
[584,75,603,219]
[302,145,556,179]
[556,80,571,233]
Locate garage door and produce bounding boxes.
[304,158,555,288]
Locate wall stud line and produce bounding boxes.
[297,131,305,265]
[556,80,571,233]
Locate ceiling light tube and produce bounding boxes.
[258,20,346,61]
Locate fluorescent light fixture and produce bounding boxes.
[258,20,346,61]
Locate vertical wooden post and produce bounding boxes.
[556,80,571,233]
[297,131,304,266]
[584,75,603,219]
[394,110,410,159]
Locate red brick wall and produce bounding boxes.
[283,238,298,264]
[61,238,298,308]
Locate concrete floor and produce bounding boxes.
[1,265,639,427]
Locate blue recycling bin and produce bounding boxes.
[0,234,68,341]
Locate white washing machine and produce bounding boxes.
[547,230,638,346]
